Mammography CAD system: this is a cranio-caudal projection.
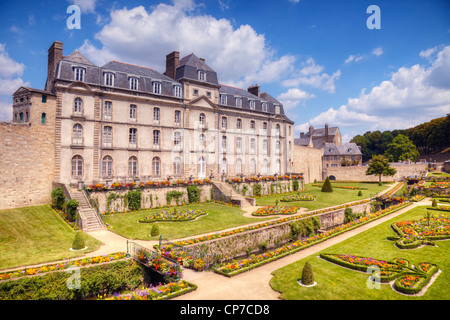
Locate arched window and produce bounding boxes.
[250,158,256,174]
[152,157,161,176]
[275,124,280,137]
[199,133,206,148]
[221,158,227,174]
[72,124,83,145]
[173,157,182,176]
[198,156,206,178]
[41,113,46,124]
[236,158,242,174]
[74,97,83,115]
[102,155,113,177]
[221,116,227,129]
[71,155,83,177]
[199,113,205,126]
[128,156,138,177]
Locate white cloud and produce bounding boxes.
[419,47,437,59]
[79,1,294,88]
[372,47,383,56]
[0,44,25,78]
[69,0,97,13]
[296,46,450,135]
[277,88,315,110]
[345,54,363,64]
[281,57,341,93]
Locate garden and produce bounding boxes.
[269,206,450,300]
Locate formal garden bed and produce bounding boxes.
[137,209,207,223]
[280,193,316,202]
[252,205,299,216]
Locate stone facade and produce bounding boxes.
[0,89,57,209]
[293,144,323,184]
[325,163,428,181]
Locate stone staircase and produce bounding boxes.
[69,188,106,232]
[212,181,254,208]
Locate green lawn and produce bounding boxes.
[102,202,271,240]
[256,182,392,210]
[427,172,450,177]
[0,205,103,270]
[269,206,450,300]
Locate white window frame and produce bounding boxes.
[129,128,137,148]
[249,100,255,110]
[173,85,182,98]
[235,97,242,108]
[152,157,161,176]
[71,155,83,177]
[174,131,181,146]
[102,156,113,177]
[153,81,162,94]
[236,137,242,154]
[220,94,227,105]
[198,70,206,81]
[72,123,83,145]
[74,97,83,116]
[173,157,182,176]
[153,107,160,124]
[222,135,227,152]
[103,126,113,148]
[104,101,112,120]
[73,67,85,82]
[262,102,268,112]
[128,156,138,177]
[129,77,139,91]
[236,118,242,131]
[153,130,160,148]
[130,104,137,122]
[104,72,115,87]
[174,110,181,126]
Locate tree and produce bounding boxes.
[384,134,420,162]
[321,177,333,192]
[365,155,397,183]
[300,261,314,285]
[51,187,65,210]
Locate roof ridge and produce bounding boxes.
[219,83,245,91]
[110,60,154,71]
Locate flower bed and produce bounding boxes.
[410,195,425,202]
[320,253,438,294]
[213,202,411,277]
[390,214,450,249]
[427,206,450,212]
[86,178,212,192]
[225,175,302,184]
[280,193,316,202]
[137,248,182,279]
[0,252,127,281]
[252,206,299,216]
[312,184,368,190]
[104,280,197,300]
[138,209,207,223]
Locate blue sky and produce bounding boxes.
[1,0,449,142]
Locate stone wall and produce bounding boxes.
[226,179,302,197]
[0,92,56,209]
[325,163,428,182]
[87,184,214,213]
[293,145,323,184]
[184,200,371,262]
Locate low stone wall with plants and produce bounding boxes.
[225,175,304,197]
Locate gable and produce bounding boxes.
[188,95,217,110]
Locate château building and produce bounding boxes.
[9,41,295,188]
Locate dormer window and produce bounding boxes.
[275,105,280,114]
[235,97,242,108]
[198,70,206,81]
[220,94,227,105]
[104,72,115,86]
[73,67,85,82]
[249,100,255,110]
[262,102,268,112]
[129,77,139,90]
[153,81,162,94]
[173,85,182,98]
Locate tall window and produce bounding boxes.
[104,72,114,86]
[221,116,227,129]
[153,130,160,147]
[173,157,181,176]
[262,102,268,112]
[71,155,83,177]
[250,158,256,174]
[199,113,205,127]
[129,77,139,90]
[275,124,281,137]
[153,107,160,124]
[174,131,181,146]
[73,67,85,82]
[198,70,206,81]
[262,159,268,174]
[102,156,113,177]
[250,138,255,154]
[263,122,267,134]
[250,120,255,132]
[129,128,137,148]
[236,137,242,154]
[174,110,181,125]
[222,135,227,152]
[220,94,227,105]
[152,157,161,176]
[275,159,281,174]
[104,101,112,120]
[128,156,138,176]
[275,140,280,155]
[74,97,83,116]
[72,124,83,145]
[103,126,112,148]
[130,104,137,122]
[41,113,46,124]
[173,85,182,98]
[263,139,268,155]
[153,82,162,94]
[236,118,242,130]
[236,158,242,174]
[249,100,255,110]
[221,158,227,174]
[198,157,206,177]
[199,134,206,148]
[275,105,280,114]
[235,97,242,108]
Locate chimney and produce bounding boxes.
[325,123,329,139]
[247,84,260,97]
[309,125,314,137]
[164,51,180,80]
[45,41,63,91]
[300,132,305,138]
[199,57,205,63]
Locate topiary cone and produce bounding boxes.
[301,261,314,285]
[321,177,333,193]
[71,231,85,250]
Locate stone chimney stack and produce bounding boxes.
[164,51,180,80]
[45,41,63,91]
[300,132,305,138]
[325,123,329,140]
[247,84,260,97]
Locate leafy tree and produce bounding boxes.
[365,155,397,183]
[384,134,420,162]
[51,187,65,210]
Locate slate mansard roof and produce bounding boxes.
[55,50,289,118]
[323,142,362,156]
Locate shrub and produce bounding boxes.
[64,199,79,222]
[71,231,85,250]
[432,199,437,207]
[51,187,65,210]
[127,190,142,211]
[252,184,262,197]
[293,179,299,191]
[344,208,353,223]
[358,190,363,197]
[166,190,183,206]
[321,177,333,193]
[151,225,160,237]
[187,185,201,203]
[300,261,314,285]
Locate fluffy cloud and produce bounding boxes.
[295,46,450,135]
[277,88,315,110]
[0,44,25,78]
[69,0,97,13]
[79,1,293,88]
[372,47,383,56]
[345,54,363,64]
